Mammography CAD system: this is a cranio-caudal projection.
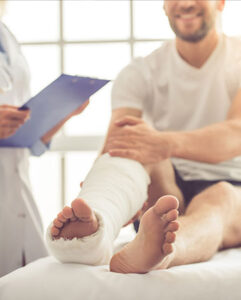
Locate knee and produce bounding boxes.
[214,181,238,207]
[214,181,237,198]
[188,181,237,213]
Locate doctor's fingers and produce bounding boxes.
[0,127,19,139]
[0,104,20,109]
[0,121,24,128]
[71,100,89,116]
[0,123,22,138]
[0,115,28,126]
[1,109,30,122]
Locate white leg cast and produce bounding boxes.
[46,154,150,265]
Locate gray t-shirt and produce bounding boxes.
[111,34,241,181]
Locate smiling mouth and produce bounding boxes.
[175,12,203,20]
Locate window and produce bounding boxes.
[2,0,241,230]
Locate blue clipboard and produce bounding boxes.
[0,74,109,148]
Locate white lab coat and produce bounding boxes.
[0,22,48,277]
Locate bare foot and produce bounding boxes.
[110,195,179,273]
[51,198,98,240]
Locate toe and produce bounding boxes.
[72,198,93,221]
[165,221,179,232]
[57,212,67,223]
[53,218,64,228]
[165,209,179,222]
[62,206,74,219]
[165,231,176,243]
[51,226,60,237]
[153,196,179,216]
[162,243,173,255]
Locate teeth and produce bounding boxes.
[180,14,196,19]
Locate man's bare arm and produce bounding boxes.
[107,89,241,164]
[171,89,241,163]
[100,107,142,155]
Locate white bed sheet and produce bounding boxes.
[1,227,241,300]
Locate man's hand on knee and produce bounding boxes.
[106,116,172,165]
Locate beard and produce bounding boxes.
[168,10,217,43]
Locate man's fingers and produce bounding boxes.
[106,139,136,151]
[109,149,139,161]
[115,116,143,127]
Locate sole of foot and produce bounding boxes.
[51,198,99,240]
[110,195,179,274]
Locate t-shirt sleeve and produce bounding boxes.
[111,57,149,111]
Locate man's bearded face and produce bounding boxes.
[164,0,220,43]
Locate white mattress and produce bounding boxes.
[1,227,241,300]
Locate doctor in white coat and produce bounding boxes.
[0,8,88,276]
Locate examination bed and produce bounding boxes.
[0,227,241,300]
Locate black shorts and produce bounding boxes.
[133,167,241,233]
[174,168,241,205]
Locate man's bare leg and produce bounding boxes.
[110,181,241,273]
[110,195,179,273]
[51,159,182,240]
[171,182,241,266]
[146,160,185,215]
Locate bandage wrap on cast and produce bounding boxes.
[46,154,150,265]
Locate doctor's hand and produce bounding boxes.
[69,99,89,117]
[0,104,30,139]
[106,116,172,165]
[41,100,90,145]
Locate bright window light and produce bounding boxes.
[133,0,174,39]
[2,0,59,42]
[64,43,130,80]
[63,0,130,41]
[134,41,163,57]
[29,153,62,231]
[64,83,112,136]
[222,1,241,37]
[21,45,60,95]
[65,151,98,205]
